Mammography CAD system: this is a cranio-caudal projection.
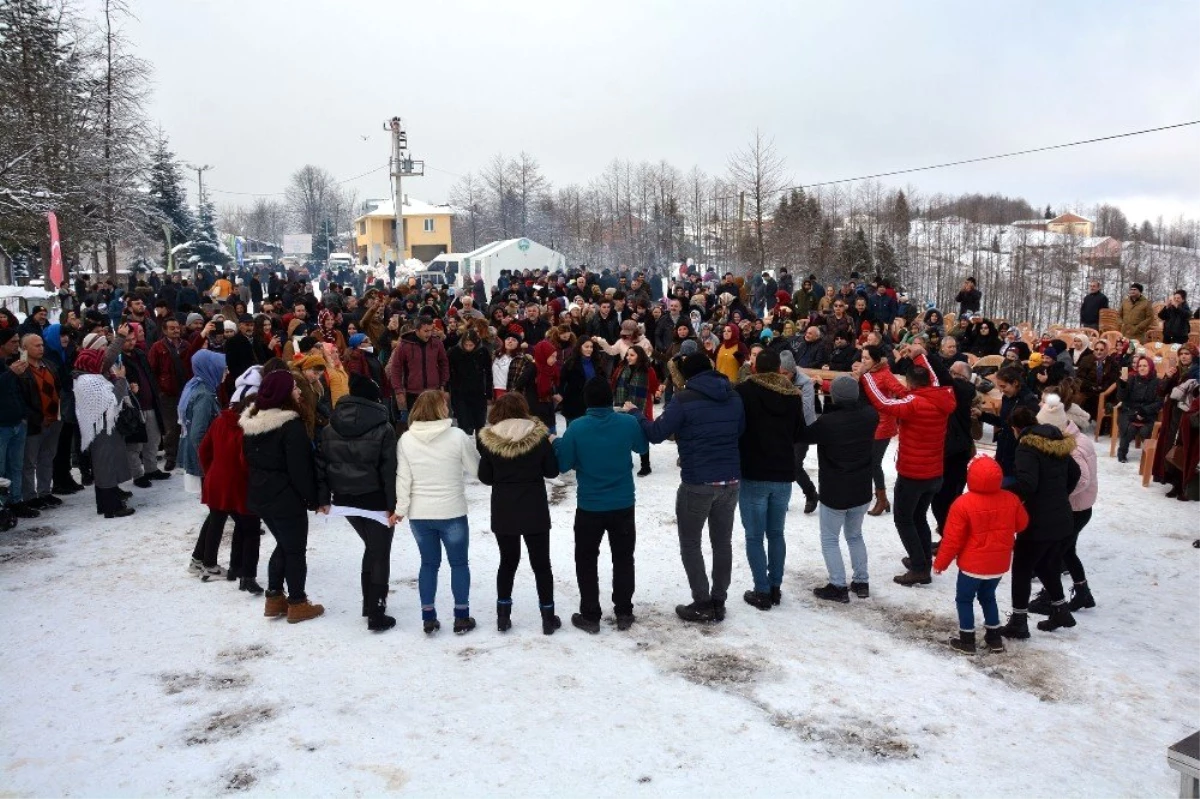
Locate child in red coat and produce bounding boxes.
[932,456,1029,654]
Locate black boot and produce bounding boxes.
[637,452,651,477]
[675,601,715,622]
[1068,582,1095,611]
[497,601,513,632]
[850,581,870,599]
[1036,602,1076,632]
[712,601,726,622]
[571,613,600,634]
[360,572,371,617]
[769,586,782,605]
[812,583,850,603]
[1000,611,1030,640]
[366,584,395,631]
[1027,589,1053,616]
[743,590,773,610]
[239,577,265,595]
[983,626,1006,653]
[948,630,976,654]
[540,603,561,635]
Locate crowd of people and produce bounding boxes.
[0,262,1196,651]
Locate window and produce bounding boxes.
[358,221,366,236]
[423,218,435,233]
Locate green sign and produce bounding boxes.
[518,238,531,252]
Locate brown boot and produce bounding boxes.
[286,599,325,624]
[263,592,288,618]
[867,488,891,516]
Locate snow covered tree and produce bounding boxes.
[145,131,193,264]
[175,200,231,272]
[840,227,873,277]
[874,236,898,285]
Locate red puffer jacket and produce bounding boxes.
[859,363,905,440]
[198,408,250,514]
[932,457,1029,576]
[863,356,957,479]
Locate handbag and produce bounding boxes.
[1165,445,1186,472]
[115,396,148,444]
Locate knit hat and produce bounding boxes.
[255,370,295,410]
[583,376,613,408]
[681,352,712,380]
[1037,393,1069,431]
[348,373,381,402]
[830,375,860,405]
[223,320,237,334]
[296,352,325,371]
[230,365,263,406]
[81,332,108,350]
[679,339,699,356]
[348,333,367,349]
[620,319,638,336]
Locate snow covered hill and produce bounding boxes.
[1,443,1196,796]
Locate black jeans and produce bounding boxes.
[931,450,971,535]
[192,511,227,568]
[194,511,262,576]
[453,396,488,436]
[675,483,739,604]
[792,443,817,500]
[495,532,554,605]
[1011,537,1068,610]
[893,475,942,572]
[262,513,310,603]
[870,438,891,492]
[1061,508,1092,584]
[348,516,394,614]
[574,506,636,621]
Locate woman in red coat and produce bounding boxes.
[857,344,904,515]
[197,367,265,593]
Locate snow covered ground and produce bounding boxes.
[1,435,1197,797]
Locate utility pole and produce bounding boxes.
[384,117,424,270]
[186,163,213,207]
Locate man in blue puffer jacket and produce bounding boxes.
[624,352,745,623]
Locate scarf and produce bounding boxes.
[179,350,226,429]
[317,310,340,344]
[581,358,596,383]
[612,364,648,410]
[74,374,119,451]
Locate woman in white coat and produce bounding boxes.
[395,389,480,634]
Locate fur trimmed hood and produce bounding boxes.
[748,372,800,396]
[478,417,548,459]
[1018,424,1076,458]
[238,407,300,436]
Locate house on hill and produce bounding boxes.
[1046,213,1094,237]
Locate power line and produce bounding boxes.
[189,163,390,198]
[718,120,1200,202]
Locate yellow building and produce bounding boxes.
[1046,212,1094,237]
[354,197,454,265]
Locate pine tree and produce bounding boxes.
[176,200,231,271]
[1044,205,1054,220]
[145,132,193,265]
[889,190,911,240]
[874,236,898,284]
[840,227,873,276]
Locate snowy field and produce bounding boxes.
[1,434,1197,798]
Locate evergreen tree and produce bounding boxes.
[145,132,193,265]
[889,190,911,240]
[1044,204,1054,220]
[176,200,231,271]
[840,227,873,276]
[874,236,898,284]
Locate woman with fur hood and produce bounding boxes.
[999,406,1081,640]
[477,393,562,634]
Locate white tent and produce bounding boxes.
[461,238,566,292]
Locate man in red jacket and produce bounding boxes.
[386,314,449,419]
[147,318,192,471]
[862,352,956,586]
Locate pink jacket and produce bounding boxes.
[1064,420,1097,511]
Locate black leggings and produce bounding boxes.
[262,513,310,603]
[193,511,261,573]
[870,438,891,492]
[1011,537,1067,611]
[348,516,394,613]
[495,532,554,605]
[1061,508,1092,584]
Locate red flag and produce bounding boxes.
[47,211,64,287]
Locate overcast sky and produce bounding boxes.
[107,0,1200,224]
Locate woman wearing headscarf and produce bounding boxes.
[241,369,323,623]
[72,348,134,518]
[1152,344,1200,498]
[316,309,347,355]
[1115,355,1161,463]
[527,339,560,432]
[181,350,228,578]
[714,323,748,383]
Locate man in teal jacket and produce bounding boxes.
[554,377,648,634]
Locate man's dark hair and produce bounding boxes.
[612,291,626,301]
[996,365,1025,385]
[908,365,932,388]
[416,313,435,328]
[297,336,318,354]
[583,376,613,408]
[754,349,781,374]
[863,344,886,364]
[1011,406,1038,430]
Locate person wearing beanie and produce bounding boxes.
[627,342,745,624]
[800,373,879,603]
[196,365,265,595]
[931,456,1030,654]
[316,367,398,632]
[186,312,204,329]
[289,351,328,439]
[240,369,324,624]
[553,376,648,633]
[593,317,653,363]
[347,332,367,350]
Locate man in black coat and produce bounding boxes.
[1079,279,1108,327]
[955,276,981,317]
[734,350,805,609]
[930,361,978,540]
[799,375,879,603]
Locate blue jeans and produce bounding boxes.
[738,480,792,592]
[818,502,870,587]
[955,572,1001,631]
[410,516,471,616]
[0,422,27,504]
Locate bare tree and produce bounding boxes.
[728,129,787,274]
[448,171,485,251]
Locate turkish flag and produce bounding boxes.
[47,211,64,287]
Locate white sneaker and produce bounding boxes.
[200,565,226,581]
[187,557,203,575]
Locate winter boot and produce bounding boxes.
[615,614,635,631]
[743,590,773,610]
[999,611,1030,640]
[1027,589,1053,616]
[360,572,371,617]
[769,586,782,606]
[540,603,561,635]
[1036,602,1076,632]
[675,601,715,622]
[239,577,264,595]
[287,599,325,624]
[1068,582,1095,611]
[812,583,850,603]
[453,616,477,635]
[366,585,394,631]
[105,506,135,519]
[850,581,870,599]
[263,591,288,618]
[497,600,513,632]
[713,601,726,622]
[571,613,600,634]
[867,489,891,516]
[983,626,1006,653]
[893,569,932,587]
[637,452,651,477]
[948,630,976,655]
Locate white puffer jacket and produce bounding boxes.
[395,418,480,520]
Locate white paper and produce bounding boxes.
[325,505,391,526]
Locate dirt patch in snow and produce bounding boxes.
[185,705,277,746]
[768,710,918,760]
[0,525,58,565]
[673,648,763,687]
[217,643,270,664]
[548,485,568,505]
[161,671,252,695]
